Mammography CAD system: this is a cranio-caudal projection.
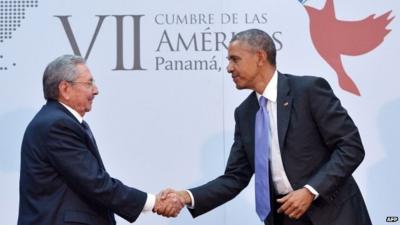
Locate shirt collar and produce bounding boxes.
[59,101,84,123]
[256,70,278,103]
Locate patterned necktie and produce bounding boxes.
[255,96,271,221]
[81,120,105,169]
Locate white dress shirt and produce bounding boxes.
[256,71,318,198]
[59,101,155,212]
[256,70,293,195]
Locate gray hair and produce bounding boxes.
[42,55,86,100]
[230,29,276,66]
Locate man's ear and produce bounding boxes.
[257,50,268,67]
[58,80,70,101]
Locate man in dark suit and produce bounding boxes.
[158,29,372,225]
[18,55,183,225]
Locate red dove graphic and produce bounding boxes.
[304,0,393,95]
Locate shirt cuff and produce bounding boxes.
[185,190,195,209]
[304,185,319,200]
[142,193,156,213]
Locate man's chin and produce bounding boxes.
[235,83,245,90]
[84,105,93,114]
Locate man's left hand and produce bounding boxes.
[276,187,314,219]
[153,188,185,218]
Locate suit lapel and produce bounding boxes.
[82,125,106,169]
[277,73,292,150]
[87,138,105,169]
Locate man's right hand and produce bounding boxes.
[153,188,186,217]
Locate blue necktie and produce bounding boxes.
[255,96,271,221]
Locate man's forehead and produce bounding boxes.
[75,64,92,79]
[229,40,252,49]
[228,40,253,56]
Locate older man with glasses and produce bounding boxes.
[18,55,184,225]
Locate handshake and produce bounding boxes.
[152,188,191,217]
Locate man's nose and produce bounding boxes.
[92,84,99,95]
[226,63,233,73]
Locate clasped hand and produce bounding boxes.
[153,188,185,218]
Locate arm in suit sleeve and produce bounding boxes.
[306,77,365,199]
[44,118,147,223]
[188,108,253,217]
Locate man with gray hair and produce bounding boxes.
[158,29,372,225]
[18,55,184,225]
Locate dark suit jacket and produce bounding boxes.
[188,73,371,225]
[18,100,147,225]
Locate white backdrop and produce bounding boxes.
[0,0,399,224]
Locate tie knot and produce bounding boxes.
[81,120,90,130]
[81,120,95,140]
[259,96,267,107]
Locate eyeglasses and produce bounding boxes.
[67,80,96,89]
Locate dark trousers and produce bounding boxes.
[264,212,313,225]
[264,194,313,225]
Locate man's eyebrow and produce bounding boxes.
[227,55,240,59]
